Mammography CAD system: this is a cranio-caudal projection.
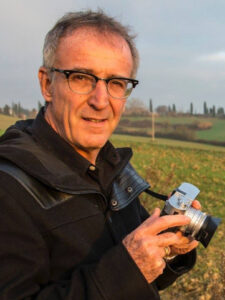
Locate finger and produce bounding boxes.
[144,214,191,235]
[191,200,201,210]
[174,231,194,244]
[156,232,181,247]
[176,232,195,241]
[152,207,161,218]
[149,208,161,222]
[171,240,199,255]
[187,240,199,250]
[139,208,161,229]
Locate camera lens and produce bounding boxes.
[195,216,221,248]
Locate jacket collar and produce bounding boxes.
[0,109,133,193]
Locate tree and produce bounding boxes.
[11,102,18,116]
[29,108,38,118]
[3,104,11,116]
[149,99,153,113]
[172,104,176,113]
[217,107,224,116]
[156,105,168,115]
[124,98,149,116]
[37,101,43,111]
[190,102,193,115]
[203,101,208,115]
[212,105,216,117]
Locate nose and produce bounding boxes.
[88,80,109,110]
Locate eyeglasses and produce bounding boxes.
[49,67,139,99]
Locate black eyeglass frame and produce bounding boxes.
[49,67,139,99]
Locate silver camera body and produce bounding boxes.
[162,182,220,248]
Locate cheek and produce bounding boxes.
[112,101,126,120]
[52,88,84,116]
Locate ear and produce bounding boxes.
[38,67,53,103]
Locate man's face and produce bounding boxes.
[40,28,133,162]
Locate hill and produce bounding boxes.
[117,115,225,147]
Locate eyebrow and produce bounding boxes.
[70,67,94,73]
[69,67,131,79]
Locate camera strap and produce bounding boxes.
[144,189,168,201]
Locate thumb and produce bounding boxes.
[150,207,161,221]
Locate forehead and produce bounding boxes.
[54,27,133,75]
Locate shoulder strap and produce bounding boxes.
[144,188,168,201]
[0,158,72,209]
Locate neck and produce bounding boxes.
[72,146,100,165]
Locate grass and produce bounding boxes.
[196,119,225,141]
[0,114,21,131]
[121,115,225,143]
[111,134,225,300]
[112,134,225,152]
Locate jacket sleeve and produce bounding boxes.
[0,179,158,300]
[138,199,197,289]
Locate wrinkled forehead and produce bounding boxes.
[56,26,133,66]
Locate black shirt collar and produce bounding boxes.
[32,108,132,184]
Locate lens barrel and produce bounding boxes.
[195,216,221,248]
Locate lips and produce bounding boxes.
[83,117,107,123]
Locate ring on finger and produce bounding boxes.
[164,246,171,257]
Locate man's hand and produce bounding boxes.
[169,231,198,255]
[192,199,201,210]
[122,208,193,284]
[169,199,201,256]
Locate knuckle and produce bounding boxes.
[155,259,166,273]
[155,260,163,268]
[149,246,159,256]
[141,238,150,249]
[132,228,143,241]
[160,232,176,239]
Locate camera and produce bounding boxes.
[161,182,221,248]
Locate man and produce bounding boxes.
[0,10,199,299]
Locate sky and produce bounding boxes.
[1,0,225,113]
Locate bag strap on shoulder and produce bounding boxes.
[0,158,72,209]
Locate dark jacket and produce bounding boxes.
[0,111,196,300]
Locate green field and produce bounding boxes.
[159,116,225,141]
[0,114,21,132]
[121,115,225,143]
[196,118,225,141]
[113,134,225,152]
[111,134,225,300]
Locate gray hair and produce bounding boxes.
[42,10,139,76]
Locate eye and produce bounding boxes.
[110,79,126,89]
[70,73,88,81]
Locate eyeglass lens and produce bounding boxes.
[68,72,133,98]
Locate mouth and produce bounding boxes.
[82,117,107,123]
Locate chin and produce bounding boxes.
[83,137,108,150]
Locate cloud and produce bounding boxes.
[198,51,225,63]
